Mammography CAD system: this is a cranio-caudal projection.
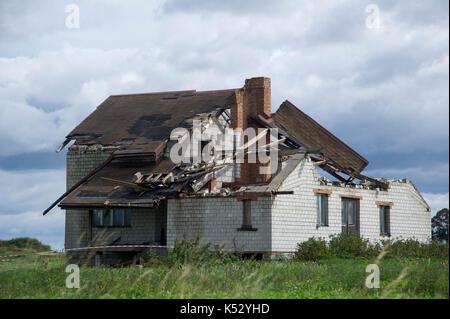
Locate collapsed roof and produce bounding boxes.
[57,153,307,210]
[44,77,389,215]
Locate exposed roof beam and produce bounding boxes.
[55,138,71,153]
[319,164,348,183]
[100,177,150,192]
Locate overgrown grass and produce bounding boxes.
[0,252,448,299]
[143,238,240,268]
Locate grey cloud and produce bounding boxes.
[160,0,294,15]
[0,210,65,250]
[0,4,447,162]
[386,0,449,26]
[25,96,70,113]
[365,162,449,194]
[0,169,65,215]
[422,193,449,216]
[0,1,447,158]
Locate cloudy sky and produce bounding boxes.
[0,0,448,250]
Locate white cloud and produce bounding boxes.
[0,169,65,214]
[0,46,159,155]
[0,1,447,157]
[0,4,447,154]
[364,163,449,184]
[0,210,65,250]
[0,168,66,250]
[422,193,449,216]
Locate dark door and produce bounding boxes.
[341,198,360,236]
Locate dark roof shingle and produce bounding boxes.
[272,100,369,173]
[66,89,235,155]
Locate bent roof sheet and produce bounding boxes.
[59,157,177,208]
[272,100,369,173]
[66,89,235,154]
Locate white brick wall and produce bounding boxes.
[65,146,431,255]
[271,158,431,252]
[167,197,272,252]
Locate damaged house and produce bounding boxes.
[44,77,431,265]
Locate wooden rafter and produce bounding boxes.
[100,177,150,192]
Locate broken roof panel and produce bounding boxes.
[271,100,369,173]
[58,153,308,210]
[58,153,234,209]
[60,156,178,208]
[65,89,235,155]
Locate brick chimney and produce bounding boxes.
[231,77,272,184]
[244,77,271,120]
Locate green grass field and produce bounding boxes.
[0,253,448,299]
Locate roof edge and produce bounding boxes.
[109,88,239,97]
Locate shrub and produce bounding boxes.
[328,234,381,258]
[294,235,449,261]
[294,237,329,261]
[425,240,449,258]
[382,238,449,258]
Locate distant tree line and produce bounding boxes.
[432,208,449,243]
[0,237,51,251]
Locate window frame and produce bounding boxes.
[316,193,329,227]
[91,209,131,228]
[238,199,258,231]
[379,205,391,237]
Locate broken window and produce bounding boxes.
[316,193,329,226]
[92,209,131,227]
[380,206,391,236]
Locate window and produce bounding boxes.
[348,201,356,225]
[341,200,356,225]
[92,209,131,227]
[380,205,390,236]
[238,200,257,231]
[341,197,360,236]
[243,200,252,228]
[316,193,328,226]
